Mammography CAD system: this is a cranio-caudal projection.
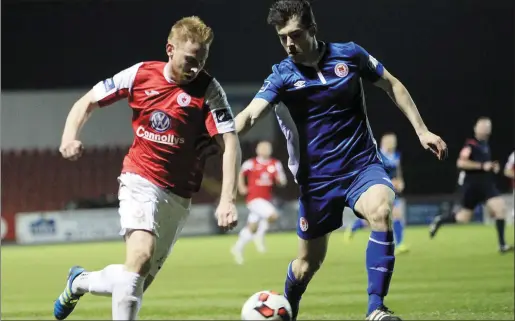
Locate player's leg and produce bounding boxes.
[392,200,408,255]
[348,164,400,320]
[284,234,330,321]
[231,211,259,265]
[253,199,279,252]
[283,190,342,321]
[111,229,155,320]
[429,186,476,238]
[353,184,399,320]
[485,194,514,253]
[53,175,156,320]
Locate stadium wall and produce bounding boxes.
[6,194,513,245]
[0,86,275,150]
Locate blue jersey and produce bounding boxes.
[255,42,385,186]
[379,150,401,179]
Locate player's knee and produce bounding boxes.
[488,198,507,219]
[248,222,259,233]
[367,203,392,231]
[124,230,155,275]
[268,212,279,223]
[126,247,153,275]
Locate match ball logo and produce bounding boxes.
[299,217,309,232]
[177,92,191,107]
[334,63,349,78]
[150,111,171,133]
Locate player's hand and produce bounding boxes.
[215,199,238,231]
[418,131,448,160]
[59,140,84,161]
[238,186,248,195]
[492,161,501,174]
[482,161,494,172]
[392,178,405,193]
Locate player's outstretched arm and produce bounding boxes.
[238,163,249,195]
[214,132,242,229]
[374,69,447,160]
[457,145,491,171]
[60,90,99,160]
[504,152,514,179]
[393,162,405,193]
[274,161,288,187]
[235,98,272,136]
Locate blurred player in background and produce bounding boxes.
[345,133,409,255]
[429,117,512,253]
[235,1,447,319]
[231,140,287,264]
[504,151,514,219]
[53,16,241,321]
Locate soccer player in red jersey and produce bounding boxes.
[231,140,287,264]
[54,16,241,320]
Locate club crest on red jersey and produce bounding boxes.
[177,92,191,107]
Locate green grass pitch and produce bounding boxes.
[2,225,514,320]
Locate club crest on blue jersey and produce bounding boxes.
[103,78,115,92]
[150,111,171,133]
[334,63,349,77]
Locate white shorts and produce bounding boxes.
[246,198,277,224]
[118,173,191,277]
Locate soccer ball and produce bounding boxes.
[241,290,292,320]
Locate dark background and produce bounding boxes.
[2,0,514,194]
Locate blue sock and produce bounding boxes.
[351,219,366,232]
[366,231,395,315]
[284,260,310,320]
[392,219,404,246]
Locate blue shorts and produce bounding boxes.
[297,164,394,240]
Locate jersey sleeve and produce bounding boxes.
[253,64,284,104]
[203,78,236,137]
[91,62,143,107]
[241,159,253,176]
[352,43,384,83]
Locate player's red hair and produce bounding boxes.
[168,16,214,46]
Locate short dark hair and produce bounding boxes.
[267,0,316,29]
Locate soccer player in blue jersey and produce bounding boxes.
[235,1,447,320]
[345,133,410,255]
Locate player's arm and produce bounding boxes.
[373,69,428,136]
[214,132,242,202]
[504,152,515,179]
[60,63,142,160]
[61,90,99,147]
[353,43,446,159]
[238,160,252,195]
[456,145,491,171]
[392,162,405,193]
[204,78,242,202]
[274,161,288,187]
[235,66,284,136]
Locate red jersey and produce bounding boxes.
[241,157,286,202]
[92,61,235,198]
